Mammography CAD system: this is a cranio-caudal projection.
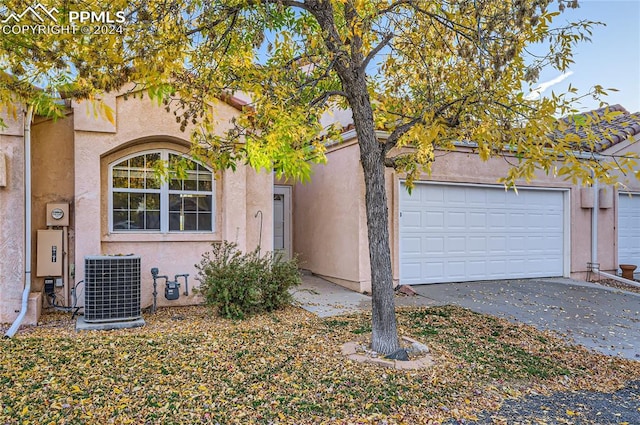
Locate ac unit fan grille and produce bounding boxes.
[84,256,141,323]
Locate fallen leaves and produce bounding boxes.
[0,305,637,424]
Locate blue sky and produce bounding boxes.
[532,0,640,112]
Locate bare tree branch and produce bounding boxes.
[310,90,348,106]
[361,32,393,72]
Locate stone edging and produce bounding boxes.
[341,336,434,370]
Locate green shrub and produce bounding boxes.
[195,241,301,319]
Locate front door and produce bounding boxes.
[273,186,292,259]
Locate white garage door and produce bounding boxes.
[400,183,565,284]
[618,193,640,266]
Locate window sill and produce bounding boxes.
[103,232,220,243]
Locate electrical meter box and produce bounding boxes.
[46,203,69,226]
[37,229,63,277]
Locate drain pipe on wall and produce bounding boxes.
[5,105,34,338]
[591,177,599,269]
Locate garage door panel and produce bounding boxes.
[488,236,508,254]
[400,183,565,284]
[468,237,486,253]
[401,236,421,254]
[508,236,527,253]
[618,193,640,266]
[447,236,466,254]
[402,262,422,280]
[466,189,487,206]
[487,259,507,277]
[525,235,546,252]
[446,261,466,278]
[447,211,466,228]
[488,212,507,229]
[402,210,422,228]
[467,261,487,278]
[424,237,444,254]
[469,212,487,228]
[425,211,445,228]
[507,212,527,229]
[426,262,445,278]
[446,186,467,205]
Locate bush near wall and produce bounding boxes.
[196,241,301,319]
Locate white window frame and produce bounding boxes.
[108,149,216,234]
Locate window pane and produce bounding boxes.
[113,158,129,168]
[145,211,160,230]
[198,175,212,191]
[130,193,144,210]
[169,194,181,212]
[183,213,197,231]
[129,155,145,168]
[129,171,145,189]
[198,195,212,211]
[130,210,144,229]
[146,152,160,163]
[183,195,198,211]
[112,168,129,188]
[112,151,214,233]
[169,212,181,231]
[146,173,161,189]
[113,192,129,210]
[113,211,129,229]
[146,193,160,210]
[169,178,182,190]
[184,170,198,191]
[198,213,212,231]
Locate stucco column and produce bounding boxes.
[72,136,103,286]
[222,165,248,251]
[0,114,27,322]
[246,169,273,253]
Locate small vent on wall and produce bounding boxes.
[84,255,141,323]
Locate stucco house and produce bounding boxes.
[294,105,640,292]
[1,93,639,327]
[0,89,287,326]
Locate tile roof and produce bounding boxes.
[554,104,640,152]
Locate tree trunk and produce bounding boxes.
[308,0,400,355]
[347,75,400,356]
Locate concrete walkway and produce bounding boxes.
[292,274,640,360]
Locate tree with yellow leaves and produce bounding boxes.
[1,0,637,355]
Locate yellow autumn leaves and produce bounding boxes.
[1,304,638,424]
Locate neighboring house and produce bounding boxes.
[294,105,640,292]
[0,88,291,325]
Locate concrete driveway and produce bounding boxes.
[293,275,640,360]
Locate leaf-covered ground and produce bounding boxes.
[1,305,638,424]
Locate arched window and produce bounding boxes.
[109,150,214,233]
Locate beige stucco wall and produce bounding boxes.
[68,91,273,310]
[294,141,369,291]
[2,92,276,322]
[31,112,75,300]
[0,109,28,323]
[296,135,640,292]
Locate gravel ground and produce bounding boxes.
[445,380,640,424]
[594,278,640,295]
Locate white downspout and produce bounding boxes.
[591,177,599,270]
[5,105,34,338]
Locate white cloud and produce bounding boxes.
[525,71,574,100]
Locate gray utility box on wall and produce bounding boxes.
[84,255,141,323]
